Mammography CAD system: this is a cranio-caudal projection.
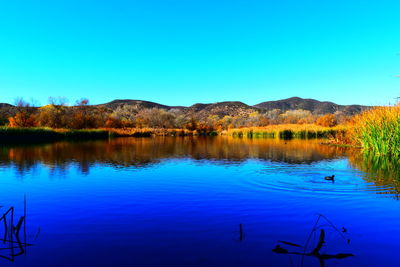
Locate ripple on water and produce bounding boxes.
[239,160,398,198]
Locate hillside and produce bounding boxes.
[0,103,13,108]
[254,97,368,115]
[0,97,370,123]
[99,97,369,117]
[186,101,259,118]
[98,99,170,110]
[0,103,16,123]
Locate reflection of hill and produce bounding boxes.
[0,137,350,174]
[348,152,400,199]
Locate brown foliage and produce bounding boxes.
[105,117,126,128]
[4,96,349,132]
[36,105,69,128]
[8,112,37,127]
[316,114,338,127]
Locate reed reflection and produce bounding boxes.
[348,152,400,199]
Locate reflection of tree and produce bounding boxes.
[348,152,400,199]
[0,137,350,176]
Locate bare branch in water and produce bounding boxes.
[272,214,354,267]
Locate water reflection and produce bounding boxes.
[0,137,349,175]
[2,137,400,197]
[1,137,400,266]
[349,152,400,199]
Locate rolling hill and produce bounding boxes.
[0,97,370,121]
[98,97,369,116]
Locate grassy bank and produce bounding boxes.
[351,105,400,157]
[106,125,343,139]
[0,125,347,143]
[226,124,347,140]
[105,128,214,137]
[0,127,110,143]
[3,104,400,156]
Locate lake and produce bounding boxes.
[0,137,399,266]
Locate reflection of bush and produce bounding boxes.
[0,137,349,175]
[348,151,400,198]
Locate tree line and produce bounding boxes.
[1,97,347,130]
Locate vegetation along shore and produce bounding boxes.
[1,96,400,157]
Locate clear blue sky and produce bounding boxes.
[0,0,399,106]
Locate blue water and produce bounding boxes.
[0,137,399,266]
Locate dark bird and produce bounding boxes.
[324,175,335,181]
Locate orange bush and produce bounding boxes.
[316,114,337,127]
[104,117,127,128]
[8,112,37,127]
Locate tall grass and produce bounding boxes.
[0,127,59,143]
[226,124,346,140]
[351,105,400,157]
[106,128,191,137]
[61,129,110,140]
[0,127,110,143]
[105,128,215,137]
[109,126,345,139]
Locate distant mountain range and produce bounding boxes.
[0,103,13,108]
[254,97,368,115]
[97,97,369,116]
[0,97,370,119]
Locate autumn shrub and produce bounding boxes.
[8,112,37,127]
[278,109,314,124]
[104,117,125,128]
[316,114,338,127]
[36,105,70,128]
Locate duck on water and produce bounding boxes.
[325,175,335,181]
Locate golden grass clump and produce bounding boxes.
[351,105,400,156]
[226,124,347,140]
[105,128,195,137]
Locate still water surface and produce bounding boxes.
[0,137,399,266]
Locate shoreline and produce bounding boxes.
[0,125,346,144]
